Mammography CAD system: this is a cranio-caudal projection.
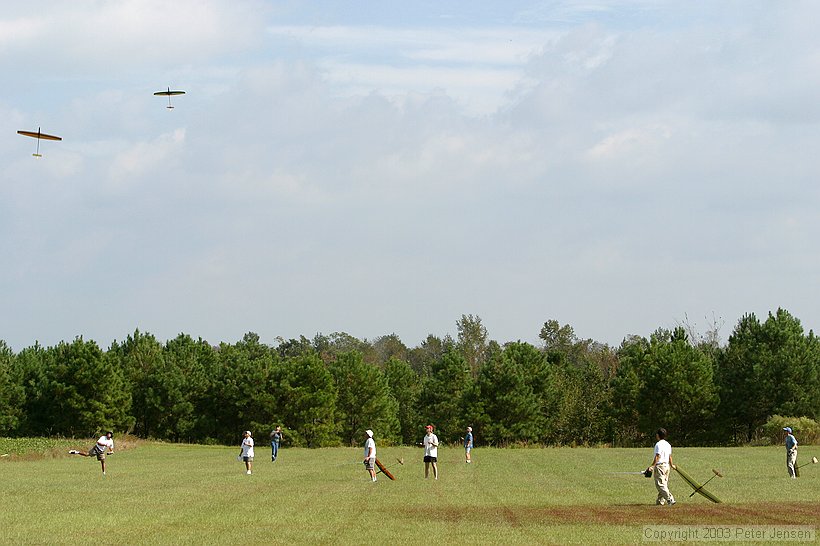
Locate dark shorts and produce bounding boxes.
[243,456,253,462]
[424,456,437,463]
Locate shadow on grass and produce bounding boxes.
[397,502,819,526]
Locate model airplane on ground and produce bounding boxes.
[674,465,722,503]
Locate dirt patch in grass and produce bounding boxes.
[399,502,819,527]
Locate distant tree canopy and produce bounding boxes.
[1,308,817,447]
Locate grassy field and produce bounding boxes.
[1,440,818,544]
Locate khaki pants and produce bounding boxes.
[654,463,675,505]
[787,449,797,478]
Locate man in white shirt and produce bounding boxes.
[363,429,377,482]
[646,428,676,506]
[422,425,439,480]
[239,431,255,475]
[69,431,114,476]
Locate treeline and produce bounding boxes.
[0,309,817,447]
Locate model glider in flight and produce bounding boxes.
[154,87,186,109]
[674,465,722,503]
[17,127,62,157]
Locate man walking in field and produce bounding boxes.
[646,428,676,506]
[363,429,377,482]
[422,425,439,480]
[270,425,283,462]
[464,426,473,464]
[240,430,254,475]
[784,427,798,478]
[69,430,114,476]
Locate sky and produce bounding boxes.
[2,1,819,352]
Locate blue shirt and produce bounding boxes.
[786,434,797,451]
[464,432,473,449]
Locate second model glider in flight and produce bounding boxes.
[154,87,186,109]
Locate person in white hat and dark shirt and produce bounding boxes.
[464,426,474,464]
[363,429,377,482]
[784,427,798,478]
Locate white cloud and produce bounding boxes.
[267,25,554,65]
[104,128,186,189]
[585,123,672,160]
[266,24,556,115]
[2,2,820,350]
[0,16,44,50]
[320,62,523,115]
[0,0,265,73]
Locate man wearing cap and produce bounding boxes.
[422,425,439,479]
[363,429,377,482]
[784,427,798,478]
[69,430,114,476]
[240,430,255,475]
[464,426,474,464]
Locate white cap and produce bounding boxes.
[365,429,373,438]
[245,430,252,436]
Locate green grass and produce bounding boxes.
[1,442,818,544]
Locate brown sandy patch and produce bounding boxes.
[399,502,819,527]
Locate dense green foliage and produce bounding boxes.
[762,415,820,445]
[0,309,817,446]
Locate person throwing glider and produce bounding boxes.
[784,427,798,478]
[422,425,439,480]
[69,431,114,476]
[646,428,676,506]
[363,429,377,482]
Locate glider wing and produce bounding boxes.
[375,458,396,480]
[17,130,62,141]
[674,465,721,503]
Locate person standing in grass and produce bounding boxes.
[270,425,283,462]
[240,430,255,475]
[422,425,439,479]
[69,431,114,476]
[464,426,474,464]
[784,427,798,478]
[646,428,676,506]
[363,429,377,482]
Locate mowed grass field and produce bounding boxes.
[1,440,818,544]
